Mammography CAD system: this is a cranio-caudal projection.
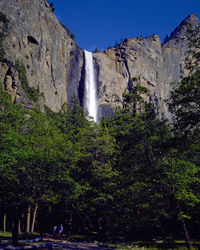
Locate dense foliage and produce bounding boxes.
[0,11,9,61]
[14,60,40,102]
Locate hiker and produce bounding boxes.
[59,224,64,235]
[53,225,57,237]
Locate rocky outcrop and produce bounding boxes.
[0,62,35,108]
[93,14,199,120]
[0,0,83,112]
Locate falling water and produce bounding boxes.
[83,50,98,122]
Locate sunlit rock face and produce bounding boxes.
[0,0,198,122]
[0,0,83,112]
[0,62,35,109]
[94,14,199,121]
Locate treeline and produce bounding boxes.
[0,19,200,249]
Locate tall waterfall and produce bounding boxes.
[83,50,98,122]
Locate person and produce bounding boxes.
[53,225,57,237]
[59,224,64,235]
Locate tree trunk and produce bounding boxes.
[180,216,193,250]
[3,213,6,233]
[26,205,31,234]
[12,214,19,246]
[68,212,73,235]
[21,213,25,232]
[18,219,21,234]
[158,218,165,236]
[31,202,38,233]
[97,217,104,240]
[177,202,193,249]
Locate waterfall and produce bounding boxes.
[83,50,98,122]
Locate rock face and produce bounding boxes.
[0,0,199,121]
[0,0,83,112]
[0,62,35,108]
[93,14,199,121]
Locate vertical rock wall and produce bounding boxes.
[0,0,198,121]
[0,0,83,112]
[93,14,199,120]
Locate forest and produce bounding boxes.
[0,14,200,250]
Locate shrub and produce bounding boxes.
[47,1,55,12]
[15,60,39,102]
[0,11,9,61]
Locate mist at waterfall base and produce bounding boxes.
[83,50,98,123]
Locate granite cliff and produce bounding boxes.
[94,14,199,120]
[0,0,83,112]
[0,0,199,120]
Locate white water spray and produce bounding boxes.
[83,50,98,122]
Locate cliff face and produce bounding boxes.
[0,0,199,120]
[0,0,83,112]
[94,14,199,120]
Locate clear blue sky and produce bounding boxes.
[51,0,200,52]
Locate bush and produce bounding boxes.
[47,1,55,12]
[0,11,9,61]
[15,60,39,102]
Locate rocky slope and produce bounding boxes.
[0,0,199,120]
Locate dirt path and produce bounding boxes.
[43,238,114,250]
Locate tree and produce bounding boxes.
[0,87,75,245]
[167,19,200,134]
[168,72,200,134]
[63,122,118,236]
[46,96,90,136]
[47,1,55,12]
[154,149,200,249]
[183,21,200,74]
[0,11,9,61]
[166,22,200,247]
[44,97,119,236]
[101,82,172,237]
[163,34,169,43]
[122,78,149,116]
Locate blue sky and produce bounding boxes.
[51,0,200,51]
